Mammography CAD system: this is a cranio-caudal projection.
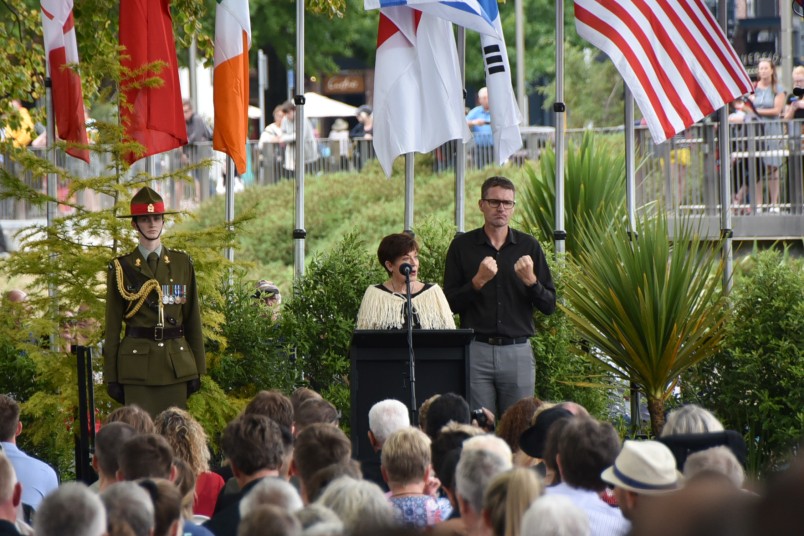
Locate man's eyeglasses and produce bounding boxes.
[483,199,516,209]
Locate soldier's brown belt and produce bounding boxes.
[126,326,184,341]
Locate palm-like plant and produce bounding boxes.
[518,131,626,258]
[561,211,729,436]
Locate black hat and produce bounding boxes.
[518,406,573,458]
[657,430,748,471]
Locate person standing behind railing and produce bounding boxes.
[258,105,285,182]
[279,101,318,177]
[747,58,786,212]
[466,87,493,168]
[783,66,804,122]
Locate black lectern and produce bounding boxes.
[349,329,473,461]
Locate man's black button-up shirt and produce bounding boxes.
[443,227,556,338]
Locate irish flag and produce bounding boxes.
[213,0,251,174]
[41,0,89,163]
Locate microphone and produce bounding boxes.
[399,263,413,277]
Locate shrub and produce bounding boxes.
[685,250,804,475]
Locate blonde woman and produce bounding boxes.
[154,407,224,518]
[747,58,786,211]
[381,427,452,527]
[482,468,544,536]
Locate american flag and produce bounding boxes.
[574,0,752,143]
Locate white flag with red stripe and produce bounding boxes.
[574,0,752,144]
[41,0,89,162]
[373,7,470,176]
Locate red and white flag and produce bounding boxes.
[41,0,89,163]
[574,0,752,143]
[119,0,187,164]
[373,7,470,177]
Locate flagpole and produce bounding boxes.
[515,0,527,123]
[404,153,414,233]
[553,0,566,255]
[718,0,733,293]
[293,0,306,279]
[625,87,636,237]
[44,66,58,351]
[455,26,466,233]
[225,157,235,265]
[624,85,641,434]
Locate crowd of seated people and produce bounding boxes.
[1,390,802,536]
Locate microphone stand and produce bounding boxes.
[403,267,417,426]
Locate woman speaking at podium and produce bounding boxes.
[356,233,455,330]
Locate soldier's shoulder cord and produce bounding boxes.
[112,258,164,319]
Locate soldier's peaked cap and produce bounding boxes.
[118,187,179,218]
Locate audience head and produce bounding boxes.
[295,398,339,431]
[557,417,620,492]
[245,390,295,433]
[456,448,511,516]
[138,478,183,536]
[601,440,681,520]
[557,401,590,418]
[95,422,137,484]
[222,414,284,477]
[239,504,302,536]
[424,393,470,439]
[293,423,352,502]
[101,481,155,536]
[518,405,572,459]
[291,387,322,416]
[368,399,410,449]
[0,395,20,442]
[0,452,21,520]
[417,394,440,434]
[661,405,724,437]
[542,417,573,485]
[315,476,394,534]
[482,468,543,536]
[118,433,175,480]
[684,446,744,489]
[171,458,196,520]
[462,434,514,467]
[431,422,482,486]
[381,427,431,487]
[34,482,106,536]
[496,397,542,453]
[294,504,344,536]
[239,477,304,519]
[305,460,363,504]
[106,404,156,434]
[521,495,589,536]
[630,470,752,536]
[154,407,211,475]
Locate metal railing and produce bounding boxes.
[2,121,802,221]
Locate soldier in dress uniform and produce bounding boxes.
[103,186,205,416]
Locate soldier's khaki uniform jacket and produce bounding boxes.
[103,247,205,386]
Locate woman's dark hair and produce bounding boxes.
[377,233,419,275]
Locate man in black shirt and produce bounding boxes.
[443,176,555,417]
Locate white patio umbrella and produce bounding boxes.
[302,92,358,118]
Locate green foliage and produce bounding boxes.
[206,276,301,398]
[278,233,384,431]
[518,131,626,258]
[531,258,611,418]
[560,212,729,436]
[685,250,804,475]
